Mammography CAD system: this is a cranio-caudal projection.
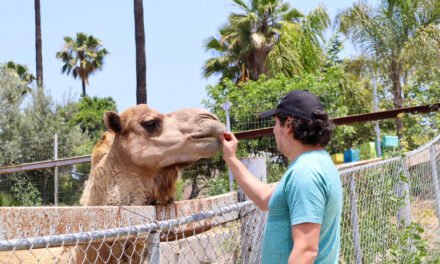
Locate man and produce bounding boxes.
[221,90,342,263]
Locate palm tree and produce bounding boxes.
[203,0,329,83]
[34,0,43,89]
[4,61,35,95]
[134,0,147,104]
[56,33,109,97]
[337,0,440,138]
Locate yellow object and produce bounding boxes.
[331,153,344,164]
[360,142,377,160]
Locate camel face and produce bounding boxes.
[105,104,225,172]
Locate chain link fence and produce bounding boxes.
[0,193,266,264]
[0,134,439,263]
[339,137,440,263]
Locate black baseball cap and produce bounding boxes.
[259,90,323,120]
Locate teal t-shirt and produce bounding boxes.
[261,150,342,264]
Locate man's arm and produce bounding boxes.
[288,223,321,264]
[221,132,275,211]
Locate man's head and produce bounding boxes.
[260,90,333,147]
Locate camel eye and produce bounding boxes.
[141,119,159,133]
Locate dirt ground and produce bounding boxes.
[411,198,440,252]
[0,247,65,264]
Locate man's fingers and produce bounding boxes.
[223,132,233,141]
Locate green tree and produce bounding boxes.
[134,0,147,104]
[3,61,35,95]
[56,32,109,97]
[0,67,25,159]
[203,0,329,83]
[68,96,118,142]
[337,0,440,138]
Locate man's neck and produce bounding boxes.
[285,140,323,162]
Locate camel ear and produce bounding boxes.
[104,112,122,133]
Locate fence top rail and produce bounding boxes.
[339,157,401,176]
[0,155,91,175]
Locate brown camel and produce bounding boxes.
[66,104,225,263]
[80,104,225,206]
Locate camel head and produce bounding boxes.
[81,104,225,206]
[103,104,225,174]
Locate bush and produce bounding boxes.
[208,172,231,196]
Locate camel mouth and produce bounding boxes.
[190,133,221,140]
[191,135,222,147]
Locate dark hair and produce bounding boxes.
[277,109,334,147]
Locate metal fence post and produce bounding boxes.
[54,133,58,206]
[372,73,382,157]
[147,232,160,263]
[349,173,363,264]
[429,146,440,222]
[222,101,234,192]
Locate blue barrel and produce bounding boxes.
[344,149,360,163]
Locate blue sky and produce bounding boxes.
[0,1,364,114]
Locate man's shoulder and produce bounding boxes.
[289,151,339,182]
[293,150,333,170]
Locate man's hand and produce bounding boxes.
[220,132,238,161]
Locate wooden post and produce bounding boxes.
[349,173,363,264]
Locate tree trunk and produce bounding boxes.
[189,178,200,199]
[134,0,147,104]
[390,59,404,139]
[34,0,43,89]
[250,48,270,80]
[81,80,86,97]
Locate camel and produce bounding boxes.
[65,104,225,263]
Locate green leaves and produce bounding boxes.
[69,96,118,141]
[2,61,35,95]
[386,221,428,264]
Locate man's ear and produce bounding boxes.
[286,117,294,132]
[104,111,122,133]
